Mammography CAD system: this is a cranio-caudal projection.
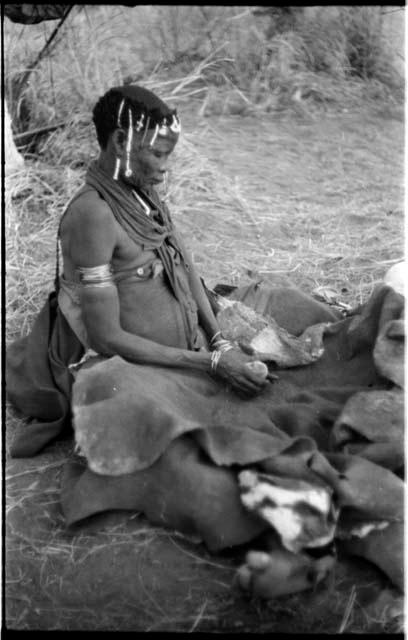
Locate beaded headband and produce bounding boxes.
[112,88,181,179]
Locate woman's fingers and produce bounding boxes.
[214,350,273,396]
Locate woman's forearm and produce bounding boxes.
[90,326,213,372]
[81,283,214,371]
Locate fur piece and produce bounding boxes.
[216,296,329,367]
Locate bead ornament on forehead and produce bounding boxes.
[135,112,145,132]
[147,113,181,148]
[159,113,181,135]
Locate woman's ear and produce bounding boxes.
[111,128,126,156]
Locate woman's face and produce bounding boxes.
[121,133,177,191]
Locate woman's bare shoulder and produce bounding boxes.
[64,188,116,233]
[61,189,118,265]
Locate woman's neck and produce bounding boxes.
[96,152,152,197]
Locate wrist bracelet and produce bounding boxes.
[213,339,234,353]
[210,349,222,373]
[210,330,234,353]
[210,330,222,347]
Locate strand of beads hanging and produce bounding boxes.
[117,98,125,127]
[113,98,126,180]
[125,107,134,177]
[135,111,145,132]
[113,157,120,181]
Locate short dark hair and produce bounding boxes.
[92,89,125,149]
[92,85,175,149]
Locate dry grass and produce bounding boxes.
[4,3,405,633]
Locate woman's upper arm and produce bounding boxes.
[68,198,117,268]
[68,199,122,350]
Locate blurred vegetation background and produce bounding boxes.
[4,5,405,143]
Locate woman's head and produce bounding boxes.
[92,85,181,189]
[92,85,180,150]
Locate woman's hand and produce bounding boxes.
[212,348,270,397]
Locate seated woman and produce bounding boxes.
[7,85,404,599]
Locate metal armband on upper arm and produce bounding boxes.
[77,264,115,288]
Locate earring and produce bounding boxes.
[113,157,121,181]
